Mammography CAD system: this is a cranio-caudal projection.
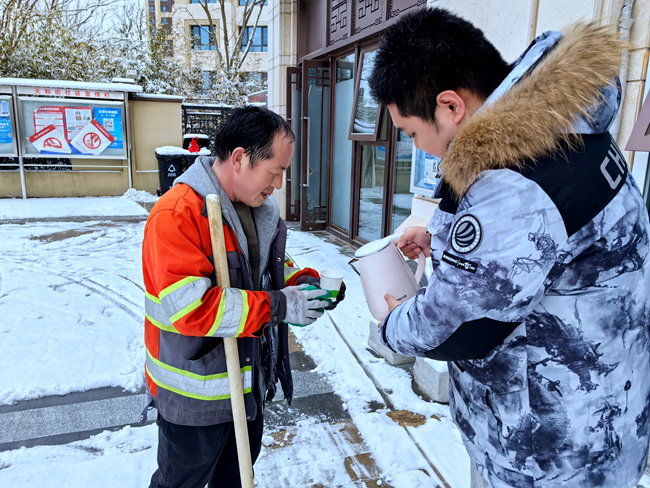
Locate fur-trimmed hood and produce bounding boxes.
[442,22,625,197]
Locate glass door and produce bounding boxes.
[301,61,331,231]
[356,143,387,242]
[391,130,414,233]
[330,53,356,233]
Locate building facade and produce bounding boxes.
[170,0,269,90]
[269,0,650,245]
[147,0,176,34]
[146,0,270,91]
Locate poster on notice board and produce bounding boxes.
[30,105,122,156]
[70,119,115,155]
[411,148,442,196]
[92,107,123,149]
[29,124,72,154]
[0,100,12,145]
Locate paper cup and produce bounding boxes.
[320,269,344,300]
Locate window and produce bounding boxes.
[392,131,415,232]
[149,6,154,12]
[349,48,383,141]
[191,25,216,51]
[161,5,168,11]
[240,71,268,83]
[239,0,268,5]
[358,145,386,242]
[161,18,168,24]
[241,26,267,52]
[191,0,216,3]
[201,71,211,93]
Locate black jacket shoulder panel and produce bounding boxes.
[512,133,627,237]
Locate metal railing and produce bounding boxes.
[0,157,127,172]
[0,157,71,171]
[182,103,233,154]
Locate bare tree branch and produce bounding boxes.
[195,0,223,69]
[236,0,265,72]
[219,0,230,69]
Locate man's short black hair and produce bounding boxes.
[369,7,511,122]
[213,106,294,167]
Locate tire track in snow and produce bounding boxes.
[27,262,142,321]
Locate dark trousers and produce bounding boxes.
[149,409,264,488]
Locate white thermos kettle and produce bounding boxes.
[350,232,426,321]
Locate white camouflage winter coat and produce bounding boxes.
[380,23,650,488]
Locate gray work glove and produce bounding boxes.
[280,284,330,327]
[296,276,346,311]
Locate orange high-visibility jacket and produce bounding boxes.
[142,157,318,426]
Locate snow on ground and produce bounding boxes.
[285,229,470,487]
[0,426,158,487]
[122,188,160,204]
[0,194,150,220]
[0,219,146,404]
[1,195,648,488]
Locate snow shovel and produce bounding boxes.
[206,194,255,488]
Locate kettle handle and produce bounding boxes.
[414,252,426,285]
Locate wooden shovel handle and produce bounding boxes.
[206,194,254,488]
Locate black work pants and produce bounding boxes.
[148,408,264,488]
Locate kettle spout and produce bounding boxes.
[347,257,361,276]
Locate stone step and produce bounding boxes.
[0,386,151,452]
[0,349,337,452]
[413,357,449,404]
[367,321,415,366]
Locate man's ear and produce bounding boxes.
[231,147,247,172]
[436,90,467,125]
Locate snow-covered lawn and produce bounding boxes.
[0,219,146,404]
[0,195,151,405]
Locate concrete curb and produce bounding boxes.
[1,215,149,225]
[367,321,415,366]
[0,386,153,452]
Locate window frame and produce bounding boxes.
[348,44,383,143]
[191,25,217,51]
[240,25,268,53]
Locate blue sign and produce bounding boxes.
[0,100,11,145]
[412,149,441,196]
[92,107,123,149]
[0,117,11,145]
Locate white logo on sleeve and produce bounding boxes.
[451,215,482,254]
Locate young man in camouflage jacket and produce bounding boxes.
[370,8,650,488]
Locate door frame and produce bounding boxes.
[300,60,330,231]
[285,66,302,222]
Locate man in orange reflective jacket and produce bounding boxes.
[143,106,344,488]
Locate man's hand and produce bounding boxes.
[384,293,400,311]
[396,226,431,260]
[296,276,346,311]
[377,293,401,328]
[325,281,346,310]
[280,284,330,327]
